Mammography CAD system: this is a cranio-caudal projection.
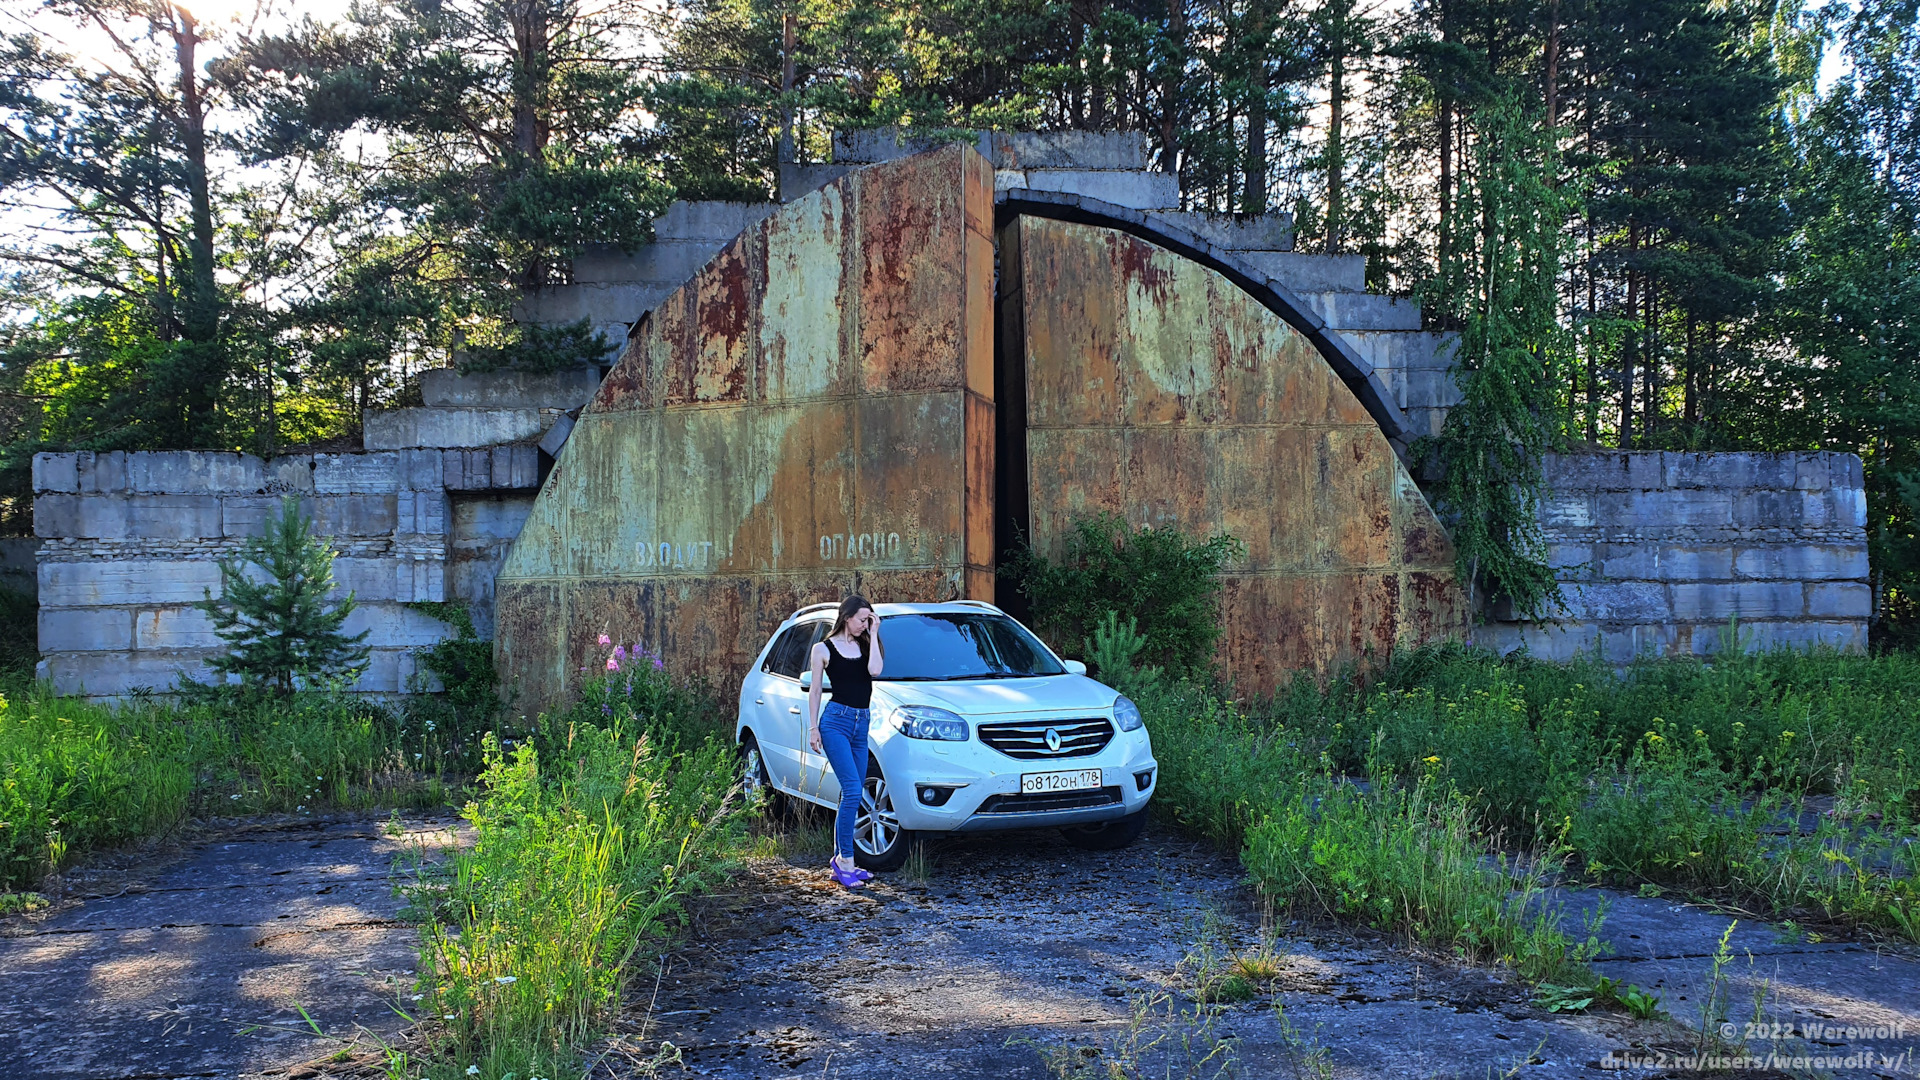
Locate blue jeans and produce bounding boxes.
[817,701,870,860]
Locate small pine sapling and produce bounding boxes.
[196,497,371,694]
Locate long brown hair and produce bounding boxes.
[828,594,873,648]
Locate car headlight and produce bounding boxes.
[891,705,969,741]
[1113,696,1143,732]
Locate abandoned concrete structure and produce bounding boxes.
[28,132,1872,699]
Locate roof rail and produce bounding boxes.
[951,599,999,610]
[788,602,839,621]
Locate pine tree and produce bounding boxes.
[196,499,371,694]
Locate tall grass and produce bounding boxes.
[1135,673,1600,984]
[1172,642,1920,944]
[1137,637,1920,982]
[407,654,746,1080]
[0,684,447,889]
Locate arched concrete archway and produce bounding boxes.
[494,144,1463,709]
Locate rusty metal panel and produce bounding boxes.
[964,390,995,599]
[1015,217,1464,693]
[497,146,996,709]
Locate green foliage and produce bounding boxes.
[1243,765,1598,983]
[411,672,744,1079]
[1264,643,1920,940]
[407,601,500,742]
[1421,94,1578,620]
[1140,673,1601,985]
[242,0,675,377]
[0,587,37,678]
[545,637,731,753]
[1133,629,1920,950]
[1086,611,1156,693]
[1004,513,1245,680]
[0,685,445,890]
[196,498,371,695]
[1536,976,1662,1018]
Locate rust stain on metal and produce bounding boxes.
[1013,217,1464,694]
[495,146,996,711]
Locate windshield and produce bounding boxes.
[878,613,1068,680]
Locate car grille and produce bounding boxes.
[977,787,1123,814]
[976,717,1114,760]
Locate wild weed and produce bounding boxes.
[0,683,439,889]
[901,840,934,884]
[1242,760,1599,984]
[1694,920,1739,1051]
[1027,988,1240,1080]
[1270,1000,1333,1080]
[413,711,744,1080]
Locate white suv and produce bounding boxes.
[735,600,1158,871]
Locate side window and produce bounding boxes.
[761,626,806,677]
[763,623,828,678]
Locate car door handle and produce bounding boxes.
[789,707,802,714]
[755,699,764,705]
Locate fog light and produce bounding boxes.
[1134,769,1155,791]
[916,785,955,807]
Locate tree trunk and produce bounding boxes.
[1436,1,1452,263]
[1544,0,1560,133]
[1621,265,1637,446]
[1683,311,1697,425]
[1243,78,1267,212]
[1160,0,1183,174]
[172,9,216,348]
[169,5,221,443]
[510,0,551,158]
[1326,1,1346,254]
[509,0,552,287]
[779,14,796,167]
[1643,284,1658,441]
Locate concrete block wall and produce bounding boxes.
[1474,452,1872,662]
[33,441,546,697]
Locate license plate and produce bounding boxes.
[1020,768,1103,794]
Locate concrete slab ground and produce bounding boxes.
[630,825,1887,1080]
[0,814,464,1080]
[4,816,1912,1079]
[1553,886,1919,1072]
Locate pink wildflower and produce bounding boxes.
[606,654,620,672]
[597,634,611,646]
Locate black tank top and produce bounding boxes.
[823,636,874,709]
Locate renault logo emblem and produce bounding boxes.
[1044,727,1062,753]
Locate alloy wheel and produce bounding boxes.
[741,744,766,797]
[855,773,900,856]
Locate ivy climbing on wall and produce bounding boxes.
[1421,95,1580,621]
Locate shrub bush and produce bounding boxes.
[1003,512,1244,679]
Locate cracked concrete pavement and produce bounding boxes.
[2,814,1914,1080]
[0,814,464,1080]
[635,825,1920,1079]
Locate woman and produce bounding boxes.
[808,594,885,888]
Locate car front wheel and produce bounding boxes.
[739,734,789,820]
[853,764,913,872]
[1061,807,1147,850]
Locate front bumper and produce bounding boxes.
[881,726,1158,833]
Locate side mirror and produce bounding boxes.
[1063,660,1088,676]
[799,669,832,691]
